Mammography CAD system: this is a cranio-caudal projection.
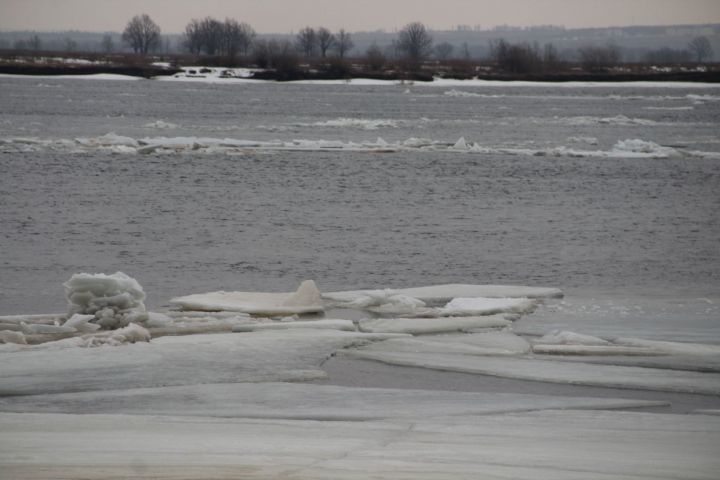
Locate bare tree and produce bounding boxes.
[28,35,42,51]
[334,29,354,59]
[122,14,161,54]
[64,37,77,52]
[365,43,386,70]
[578,44,621,72]
[434,41,454,61]
[316,27,335,58]
[183,19,203,55]
[460,42,471,60]
[543,43,561,71]
[199,17,224,55]
[490,39,542,73]
[296,27,317,58]
[644,47,691,64]
[397,22,433,63]
[223,19,255,59]
[101,34,114,53]
[688,36,713,62]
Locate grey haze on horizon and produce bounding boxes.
[1,0,720,34]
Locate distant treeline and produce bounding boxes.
[1,14,716,77]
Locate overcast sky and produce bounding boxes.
[1,0,719,33]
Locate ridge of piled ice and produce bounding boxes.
[3,133,716,160]
[232,319,356,332]
[64,272,147,329]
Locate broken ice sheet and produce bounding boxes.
[0,329,394,395]
[346,348,720,395]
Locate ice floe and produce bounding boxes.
[346,349,720,394]
[357,315,511,335]
[324,284,563,305]
[232,319,356,332]
[170,279,324,315]
[365,331,531,356]
[1,410,717,480]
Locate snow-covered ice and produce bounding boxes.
[438,297,537,316]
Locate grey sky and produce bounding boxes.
[1,0,719,33]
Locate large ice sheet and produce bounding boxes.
[357,315,511,335]
[170,279,324,315]
[0,382,666,420]
[2,410,718,480]
[324,284,563,305]
[346,349,720,395]
[0,330,389,395]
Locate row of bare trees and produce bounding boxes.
[183,17,255,59]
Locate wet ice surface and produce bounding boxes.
[2,77,720,478]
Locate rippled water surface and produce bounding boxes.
[1,77,719,330]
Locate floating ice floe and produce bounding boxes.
[64,272,148,329]
[232,319,356,332]
[346,349,720,394]
[0,323,151,353]
[357,315,511,335]
[535,330,610,346]
[367,331,531,356]
[170,280,324,315]
[324,284,563,306]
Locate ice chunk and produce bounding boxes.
[64,272,147,329]
[0,330,27,345]
[144,312,174,328]
[451,137,468,150]
[610,139,677,158]
[535,330,610,346]
[232,319,356,332]
[439,297,537,316]
[358,315,511,335]
[531,344,666,356]
[21,323,77,335]
[170,280,324,315]
[63,314,101,333]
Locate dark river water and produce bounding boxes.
[1,76,719,341]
